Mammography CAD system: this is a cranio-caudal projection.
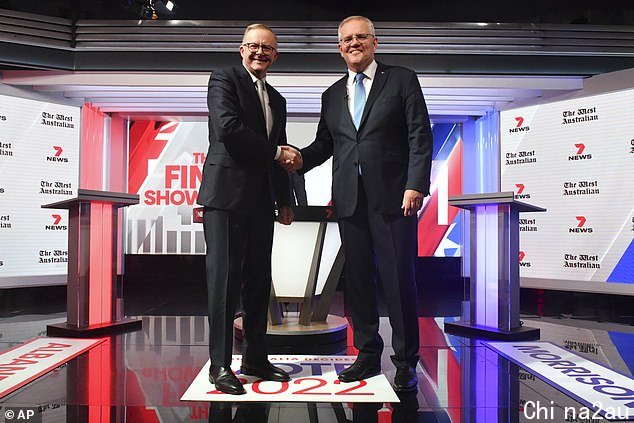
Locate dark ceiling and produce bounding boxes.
[1,0,634,24]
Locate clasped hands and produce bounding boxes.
[276,145,303,172]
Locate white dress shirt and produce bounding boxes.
[346,60,378,123]
[243,64,281,159]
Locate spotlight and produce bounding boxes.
[141,0,158,20]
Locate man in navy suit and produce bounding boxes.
[296,16,433,392]
[197,23,300,395]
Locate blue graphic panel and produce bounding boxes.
[431,123,463,257]
[608,332,634,375]
[607,238,634,283]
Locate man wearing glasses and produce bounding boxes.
[197,23,300,395]
[297,16,433,392]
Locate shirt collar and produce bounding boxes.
[347,60,377,83]
[243,63,266,84]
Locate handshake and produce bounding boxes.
[276,145,303,172]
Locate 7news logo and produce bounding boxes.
[46,146,68,163]
[45,214,67,231]
[568,143,592,161]
[514,183,531,199]
[508,116,530,133]
[519,251,531,267]
[630,139,634,154]
[569,215,593,233]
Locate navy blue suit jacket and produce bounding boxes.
[197,66,291,212]
[300,62,433,218]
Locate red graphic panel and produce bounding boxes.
[417,140,463,256]
[128,121,174,194]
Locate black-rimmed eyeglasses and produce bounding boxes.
[242,42,277,55]
[339,33,374,45]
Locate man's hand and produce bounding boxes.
[277,205,294,225]
[276,145,303,172]
[401,189,423,216]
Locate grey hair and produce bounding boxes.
[243,23,278,44]
[337,16,376,39]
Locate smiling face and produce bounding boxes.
[338,18,377,73]
[240,27,278,79]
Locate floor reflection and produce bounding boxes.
[1,315,633,422]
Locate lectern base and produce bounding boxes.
[47,318,142,338]
[234,314,347,352]
[444,321,540,341]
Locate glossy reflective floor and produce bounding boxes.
[1,304,634,422]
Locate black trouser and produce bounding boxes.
[338,178,420,368]
[203,181,274,367]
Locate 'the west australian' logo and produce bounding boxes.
[47,145,68,163]
[509,116,530,133]
[562,106,599,124]
[569,215,593,233]
[0,214,11,229]
[568,143,592,161]
[45,214,67,231]
[41,111,75,128]
[0,140,13,157]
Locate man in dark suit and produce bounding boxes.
[296,16,433,392]
[197,23,300,395]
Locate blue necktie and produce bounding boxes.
[353,73,366,129]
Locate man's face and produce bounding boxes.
[240,28,278,79]
[338,19,377,72]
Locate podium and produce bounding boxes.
[233,206,348,348]
[42,189,142,337]
[444,192,545,340]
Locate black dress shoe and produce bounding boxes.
[393,366,418,392]
[240,361,290,382]
[209,365,246,395]
[338,359,381,382]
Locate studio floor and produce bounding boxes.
[1,300,633,422]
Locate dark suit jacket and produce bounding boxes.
[301,62,433,218]
[197,66,291,212]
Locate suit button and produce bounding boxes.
[353,161,358,166]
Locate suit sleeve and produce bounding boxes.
[272,108,292,207]
[299,91,335,174]
[404,70,433,196]
[207,70,277,166]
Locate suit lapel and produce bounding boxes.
[237,66,268,136]
[358,63,388,131]
[332,75,356,132]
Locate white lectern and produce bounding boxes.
[444,192,545,340]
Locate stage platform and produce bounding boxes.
[1,291,634,422]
